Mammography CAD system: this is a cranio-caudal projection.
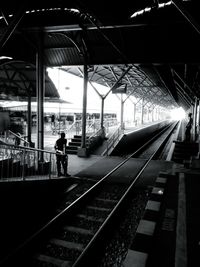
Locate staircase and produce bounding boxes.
[66,135,89,155]
[172,141,199,164]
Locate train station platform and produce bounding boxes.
[68,152,200,267]
[1,120,199,267]
[67,125,200,267]
[67,148,200,267]
[72,155,173,186]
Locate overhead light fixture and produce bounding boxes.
[130,1,172,18]
[64,8,80,14]
[0,56,13,60]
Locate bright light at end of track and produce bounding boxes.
[170,107,186,120]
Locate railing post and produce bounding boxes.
[22,149,25,180]
[49,153,52,179]
[0,142,60,180]
[106,140,108,156]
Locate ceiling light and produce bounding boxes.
[130,1,172,18]
[0,56,13,60]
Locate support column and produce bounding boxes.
[36,32,45,160]
[193,97,198,141]
[156,107,159,121]
[77,62,88,157]
[100,97,104,129]
[27,94,32,146]
[153,105,157,121]
[133,103,136,125]
[198,100,200,158]
[197,99,200,135]
[152,107,154,122]
[198,100,200,134]
[147,107,150,122]
[141,98,144,125]
[120,94,124,129]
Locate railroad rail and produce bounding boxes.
[130,121,179,159]
[0,121,179,267]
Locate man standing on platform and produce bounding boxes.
[185,112,193,142]
[54,132,70,177]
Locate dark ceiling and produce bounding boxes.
[0,0,199,110]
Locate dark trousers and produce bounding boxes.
[185,127,191,142]
[56,155,68,176]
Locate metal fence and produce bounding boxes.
[0,143,58,181]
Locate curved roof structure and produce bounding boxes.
[61,65,176,109]
[0,1,199,110]
[0,61,59,101]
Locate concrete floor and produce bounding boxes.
[73,155,174,186]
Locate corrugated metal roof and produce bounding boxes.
[0,61,60,101]
[0,1,199,110]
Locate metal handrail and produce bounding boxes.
[103,125,123,156]
[88,127,104,140]
[87,127,105,152]
[8,130,30,146]
[1,142,56,155]
[0,142,60,180]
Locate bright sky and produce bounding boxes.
[0,67,185,122]
[47,67,186,122]
[47,67,125,117]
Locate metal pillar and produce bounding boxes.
[89,81,105,130]
[27,94,32,145]
[198,100,200,158]
[36,32,45,158]
[196,98,199,136]
[120,94,124,129]
[133,103,136,125]
[158,107,160,121]
[155,107,158,121]
[141,98,144,125]
[151,105,156,122]
[77,62,88,157]
[198,100,200,134]
[147,107,150,122]
[172,0,200,36]
[100,97,104,129]
[193,97,198,141]
[152,108,154,122]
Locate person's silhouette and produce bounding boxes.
[185,113,193,142]
[54,132,70,177]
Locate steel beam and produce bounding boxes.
[0,6,25,49]
[80,62,88,149]
[172,0,200,35]
[172,70,194,101]
[105,65,132,98]
[36,31,45,156]
[100,98,104,129]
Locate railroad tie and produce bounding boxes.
[49,238,84,251]
[123,172,168,267]
[63,225,94,236]
[76,213,104,223]
[34,254,72,267]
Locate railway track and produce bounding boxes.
[0,121,179,267]
[130,121,178,159]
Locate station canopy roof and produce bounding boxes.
[0,61,60,101]
[0,1,199,110]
